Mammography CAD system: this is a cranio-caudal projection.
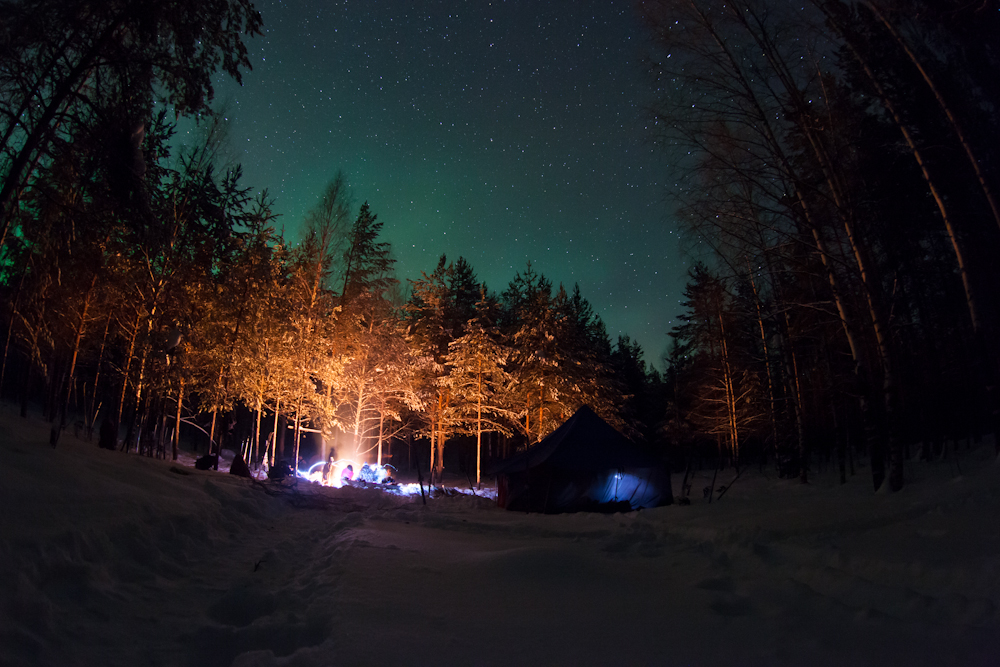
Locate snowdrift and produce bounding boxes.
[1,403,998,666]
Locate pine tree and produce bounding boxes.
[0,0,263,253]
[501,266,625,444]
[340,202,396,305]
[446,289,513,485]
[406,256,457,484]
[325,201,408,466]
[670,265,767,469]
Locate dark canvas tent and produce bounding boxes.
[489,405,673,513]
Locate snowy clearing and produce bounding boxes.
[1,403,999,667]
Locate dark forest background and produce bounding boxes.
[1,0,998,496]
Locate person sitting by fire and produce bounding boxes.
[322,452,335,486]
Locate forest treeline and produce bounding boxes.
[3,0,998,495]
[641,0,1000,492]
[0,0,663,486]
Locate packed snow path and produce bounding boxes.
[1,406,998,666]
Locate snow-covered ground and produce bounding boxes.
[2,402,998,667]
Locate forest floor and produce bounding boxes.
[1,402,999,667]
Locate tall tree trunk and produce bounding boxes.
[253,395,262,470]
[353,385,365,461]
[209,409,217,462]
[272,398,281,466]
[87,312,112,438]
[746,259,779,463]
[823,4,980,335]
[156,404,168,459]
[0,305,16,401]
[45,360,59,424]
[429,412,437,485]
[717,309,740,466]
[681,1,884,487]
[0,265,27,397]
[51,275,97,446]
[19,356,31,418]
[822,16,978,491]
[377,411,384,465]
[435,391,446,484]
[787,326,808,483]
[863,2,1000,234]
[524,392,530,446]
[476,357,483,487]
[538,384,544,444]
[293,398,302,475]
[834,403,847,485]
[116,311,141,431]
[173,378,183,461]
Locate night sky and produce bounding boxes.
[204,0,685,368]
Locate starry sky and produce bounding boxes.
[208,0,686,368]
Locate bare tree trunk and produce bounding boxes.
[116,311,141,431]
[681,3,882,485]
[834,404,847,485]
[271,398,280,466]
[253,395,262,470]
[863,2,1000,234]
[823,4,980,335]
[429,413,436,485]
[45,361,59,424]
[87,312,112,438]
[476,358,483,487]
[746,259,779,463]
[434,391,447,484]
[0,265,27,397]
[0,305,16,400]
[717,309,740,466]
[173,379,183,461]
[538,384,544,443]
[156,405,167,460]
[353,385,365,461]
[819,15,975,491]
[293,395,303,473]
[377,411,384,466]
[51,275,97,447]
[788,330,808,483]
[209,410,218,465]
[19,358,31,418]
[525,391,531,446]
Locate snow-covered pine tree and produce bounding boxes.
[445,288,514,485]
